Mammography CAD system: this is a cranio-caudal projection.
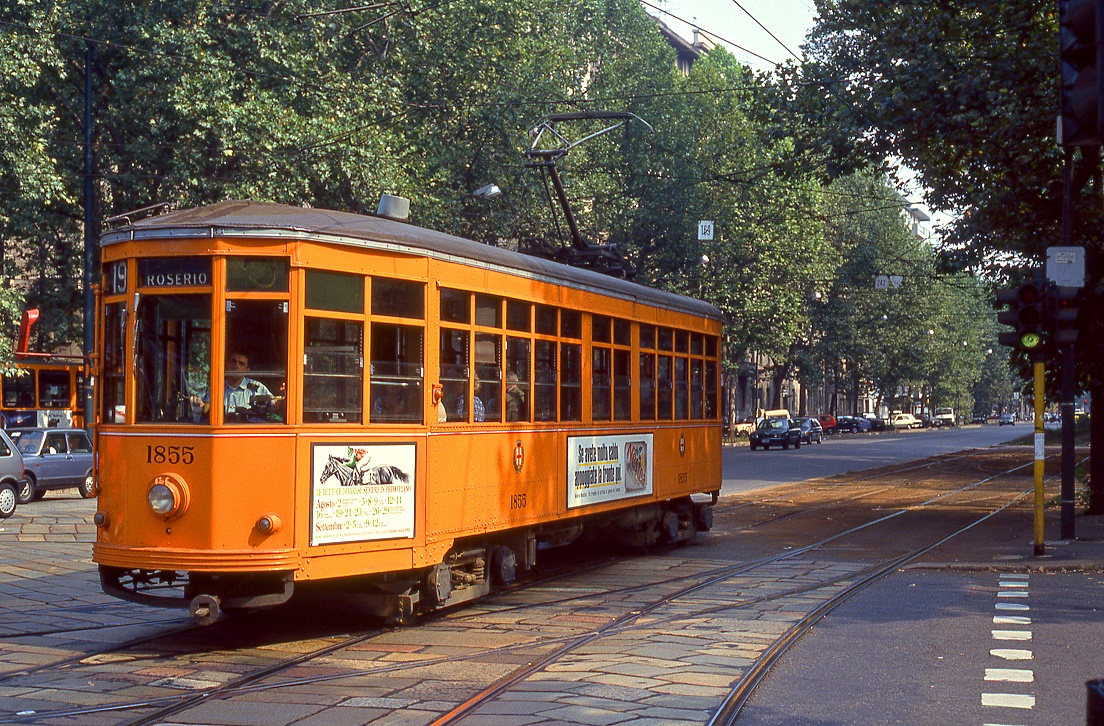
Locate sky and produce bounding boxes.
[644,0,818,72]
[644,0,948,232]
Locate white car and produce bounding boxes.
[891,413,922,429]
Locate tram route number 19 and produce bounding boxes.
[146,445,196,465]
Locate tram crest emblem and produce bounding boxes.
[513,440,524,473]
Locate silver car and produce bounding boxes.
[0,429,25,518]
[12,428,95,503]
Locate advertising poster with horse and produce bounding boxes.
[310,443,416,545]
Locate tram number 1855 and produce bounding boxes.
[146,445,196,465]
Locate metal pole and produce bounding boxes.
[1033,359,1046,556]
[1061,343,1076,539]
[82,40,96,431]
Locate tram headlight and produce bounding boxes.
[146,473,190,520]
[148,484,176,515]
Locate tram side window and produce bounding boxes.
[102,302,126,423]
[639,352,656,420]
[474,333,502,422]
[506,337,530,422]
[2,372,35,409]
[560,342,582,421]
[370,323,423,424]
[224,300,288,424]
[656,355,672,420]
[136,295,212,424]
[534,339,557,421]
[690,359,703,419]
[304,318,363,424]
[441,329,470,422]
[38,370,71,409]
[613,349,631,421]
[705,360,718,419]
[592,346,611,421]
[674,357,689,419]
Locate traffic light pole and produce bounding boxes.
[1033,360,1046,556]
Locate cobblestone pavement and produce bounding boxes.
[0,452,1100,726]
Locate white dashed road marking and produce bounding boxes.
[983,575,1035,720]
[985,668,1034,683]
[981,693,1036,709]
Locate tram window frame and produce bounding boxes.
[657,327,673,351]
[369,277,426,425]
[506,300,531,333]
[674,356,689,419]
[561,310,582,339]
[134,293,213,425]
[306,269,363,314]
[656,354,673,420]
[592,345,612,421]
[690,358,704,419]
[535,305,557,335]
[38,370,72,409]
[533,338,558,422]
[227,257,290,293]
[440,326,472,422]
[222,298,289,425]
[560,341,582,421]
[303,317,364,424]
[101,300,127,423]
[639,351,656,421]
[2,372,35,409]
[705,359,718,419]
[640,324,656,350]
[505,336,530,422]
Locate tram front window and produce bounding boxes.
[135,294,211,424]
[223,300,288,424]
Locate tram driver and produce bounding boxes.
[192,351,279,421]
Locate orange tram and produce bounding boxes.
[92,200,722,624]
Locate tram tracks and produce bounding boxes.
[4,451,1057,725]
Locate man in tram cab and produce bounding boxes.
[193,351,274,420]
[224,351,274,416]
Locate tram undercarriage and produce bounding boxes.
[100,497,715,625]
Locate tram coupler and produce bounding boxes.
[189,594,222,625]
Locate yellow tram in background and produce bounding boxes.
[92,199,722,623]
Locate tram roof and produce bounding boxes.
[102,200,722,321]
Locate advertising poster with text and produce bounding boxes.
[311,443,416,545]
[567,433,653,509]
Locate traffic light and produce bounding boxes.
[1059,0,1104,145]
[1049,285,1081,347]
[996,282,1046,353]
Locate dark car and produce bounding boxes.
[862,414,886,431]
[750,419,803,450]
[794,417,824,444]
[834,416,863,434]
[13,428,95,503]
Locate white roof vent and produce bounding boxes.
[376,193,410,221]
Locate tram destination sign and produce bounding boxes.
[137,257,212,288]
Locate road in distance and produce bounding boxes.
[722,424,1027,495]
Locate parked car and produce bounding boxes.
[817,414,838,434]
[861,413,886,431]
[834,415,863,433]
[13,428,95,503]
[0,429,26,518]
[891,413,922,429]
[750,419,803,450]
[727,417,755,438]
[972,413,987,424]
[933,407,956,427]
[998,413,1016,426]
[794,417,824,444]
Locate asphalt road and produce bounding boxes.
[739,567,1103,725]
[721,423,1028,495]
